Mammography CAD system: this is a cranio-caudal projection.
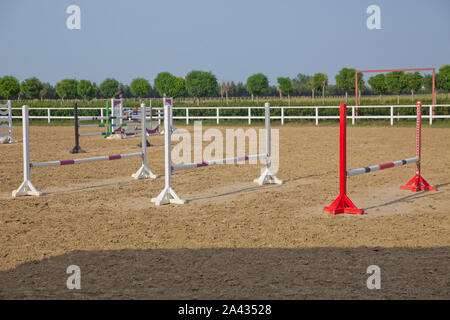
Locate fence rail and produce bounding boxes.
[4,105,450,126]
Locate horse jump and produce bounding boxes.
[0,100,16,144]
[323,101,436,215]
[70,102,160,153]
[105,98,160,139]
[151,97,282,206]
[12,103,157,198]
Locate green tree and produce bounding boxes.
[154,72,175,97]
[21,77,43,99]
[335,68,363,102]
[292,73,312,96]
[172,77,186,98]
[39,83,57,100]
[100,78,120,98]
[55,79,78,100]
[307,78,316,101]
[130,78,151,99]
[312,73,328,103]
[423,74,433,92]
[154,72,186,98]
[246,73,269,102]
[77,80,95,100]
[277,77,294,102]
[404,72,423,101]
[437,65,450,91]
[0,76,20,99]
[185,70,218,104]
[368,74,388,102]
[385,71,407,104]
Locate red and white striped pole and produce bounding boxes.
[323,103,363,215]
[400,101,436,192]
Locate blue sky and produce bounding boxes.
[0,0,449,86]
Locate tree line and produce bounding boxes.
[0,66,449,104]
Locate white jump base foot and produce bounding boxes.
[254,167,283,185]
[132,164,158,180]
[151,187,186,206]
[12,180,42,197]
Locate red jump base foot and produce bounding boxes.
[323,193,364,215]
[400,174,437,192]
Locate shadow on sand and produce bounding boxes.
[0,247,448,299]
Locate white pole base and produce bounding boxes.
[106,134,125,140]
[132,165,158,180]
[151,187,186,206]
[12,180,42,197]
[8,136,17,144]
[254,167,283,185]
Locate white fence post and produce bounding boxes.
[281,107,284,125]
[390,106,394,126]
[186,108,189,125]
[47,108,51,123]
[429,105,433,125]
[216,108,219,125]
[351,106,355,125]
[101,108,104,123]
[315,107,319,126]
[248,107,251,125]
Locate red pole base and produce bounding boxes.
[400,174,437,192]
[323,193,364,215]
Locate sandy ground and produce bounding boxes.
[0,124,449,299]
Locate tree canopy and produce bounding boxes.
[100,78,120,98]
[77,80,95,100]
[21,77,43,99]
[385,72,407,94]
[277,77,293,97]
[154,72,186,98]
[0,76,20,99]
[130,78,151,99]
[246,73,269,99]
[438,65,450,91]
[185,71,218,102]
[335,68,363,100]
[368,74,388,96]
[55,79,78,100]
[404,72,423,100]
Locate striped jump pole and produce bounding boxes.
[400,101,437,192]
[323,102,436,215]
[12,103,156,197]
[151,99,282,206]
[172,154,267,171]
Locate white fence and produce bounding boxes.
[8,105,450,126]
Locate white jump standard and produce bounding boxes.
[151,98,282,206]
[0,100,16,144]
[12,103,157,198]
